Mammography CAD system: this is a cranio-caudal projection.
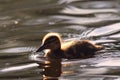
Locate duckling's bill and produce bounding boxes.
[36,45,45,52]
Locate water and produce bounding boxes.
[0,0,120,80]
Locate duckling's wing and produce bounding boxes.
[62,40,103,59]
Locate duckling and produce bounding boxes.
[36,32,103,59]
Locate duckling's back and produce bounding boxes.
[61,40,103,59]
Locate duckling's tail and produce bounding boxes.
[95,45,104,51]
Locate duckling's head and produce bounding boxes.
[36,32,62,52]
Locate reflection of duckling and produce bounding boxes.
[41,59,62,80]
[36,32,103,59]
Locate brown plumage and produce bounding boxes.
[36,32,103,59]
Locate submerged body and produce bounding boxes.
[36,33,103,59]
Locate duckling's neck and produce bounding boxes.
[47,48,65,59]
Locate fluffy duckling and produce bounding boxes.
[36,32,103,59]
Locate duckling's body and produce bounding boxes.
[36,33,103,59]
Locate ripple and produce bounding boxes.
[51,15,120,26]
[58,0,78,4]
[22,18,49,26]
[87,22,120,37]
[0,63,38,73]
[0,47,36,53]
[58,0,120,9]
[95,58,120,67]
[61,6,119,15]
[109,33,120,39]
[73,1,120,9]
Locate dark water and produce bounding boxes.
[0,0,120,80]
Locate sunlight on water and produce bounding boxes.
[93,40,117,44]
[82,68,108,75]
[95,58,120,67]
[109,33,120,38]
[0,63,38,72]
[29,52,45,62]
[61,6,119,15]
[58,0,78,4]
[115,78,120,80]
[87,22,120,37]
